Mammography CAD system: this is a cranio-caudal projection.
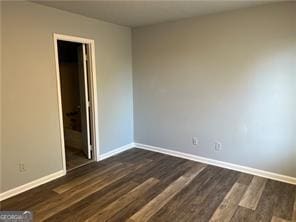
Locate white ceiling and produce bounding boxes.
[35,1,272,27]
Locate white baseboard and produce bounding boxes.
[100,143,135,160]
[135,143,296,185]
[1,142,294,201]
[0,143,134,201]
[0,170,65,201]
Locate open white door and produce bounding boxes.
[77,44,92,159]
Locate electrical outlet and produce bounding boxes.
[214,142,222,151]
[19,163,26,172]
[192,137,199,146]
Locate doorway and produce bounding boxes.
[54,34,99,172]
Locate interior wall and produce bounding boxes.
[59,61,83,150]
[58,41,81,132]
[1,1,133,192]
[133,2,296,177]
[59,62,81,130]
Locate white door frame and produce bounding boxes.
[53,33,100,174]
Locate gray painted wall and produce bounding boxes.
[1,1,295,194]
[133,3,296,177]
[1,2,133,192]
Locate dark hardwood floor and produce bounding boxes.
[1,148,295,222]
[66,146,94,171]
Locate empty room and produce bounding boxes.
[1,1,295,222]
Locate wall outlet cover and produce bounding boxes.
[192,137,199,146]
[214,142,222,151]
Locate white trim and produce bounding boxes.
[53,33,100,174]
[0,170,65,201]
[53,35,66,174]
[135,143,296,185]
[2,142,294,201]
[86,42,100,161]
[81,44,92,159]
[0,143,133,201]
[100,143,135,160]
[53,33,94,44]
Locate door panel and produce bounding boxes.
[77,44,91,159]
[85,44,94,150]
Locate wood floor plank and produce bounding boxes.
[232,180,282,222]
[53,162,123,194]
[230,206,258,222]
[108,162,204,222]
[31,163,141,221]
[100,148,153,166]
[129,164,206,222]
[271,216,290,222]
[1,149,295,222]
[186,170,240,222]
[151,166,238,221]
[209,182,247,222]
[237,173,254,186]
[148,166,227,222]
[131,155,187,184]
[44,158,153,222]
[65,147,94,171]
[0,161,102,210]
[45,176,140,222]
[33,164,128,209]
[85,177,159,222]
[254,180,284,222]
[293,192,296,222]
[272,182,295,220]
[239,176,267,210]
